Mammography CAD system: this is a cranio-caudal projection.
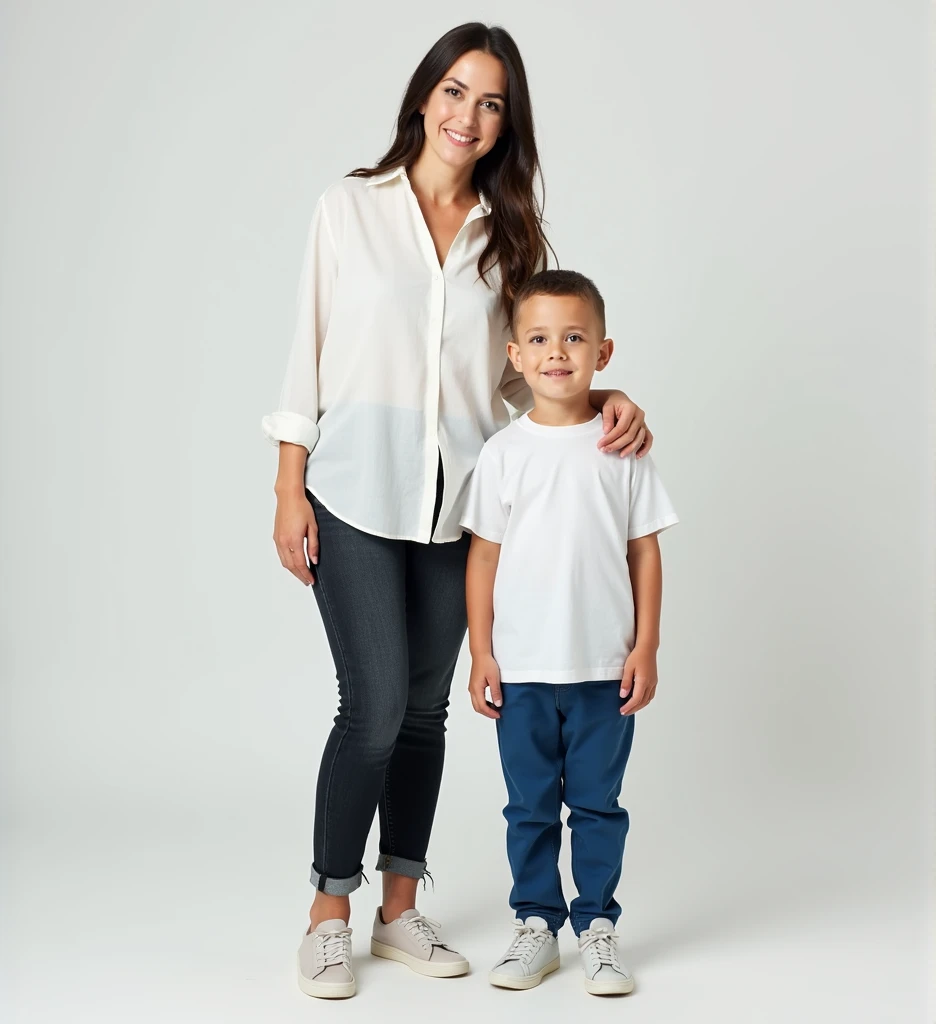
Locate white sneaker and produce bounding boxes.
[370,908,469,977]
[489,917,560,990]
[297,919,355,999]
[578,918,634,995]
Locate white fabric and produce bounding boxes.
[460,413,679,683]
[261,165,533,543]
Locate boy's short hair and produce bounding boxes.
[511,269,606,339]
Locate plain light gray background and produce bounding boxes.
[2,1,932,1021]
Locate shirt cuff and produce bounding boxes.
[261,412,320,452]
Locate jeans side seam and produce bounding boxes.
[314,566,353,878]
[384,756,396,855]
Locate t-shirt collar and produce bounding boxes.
[516,412,603,437]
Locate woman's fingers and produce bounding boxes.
[277,536,315,586]
[636,426,654,459]
[307,522,320,567]
[600,401,646,454]
[618,426,647,459]
[599,408,638,451]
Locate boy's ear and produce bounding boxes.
[596,337,614,371]
[507,339,522,371]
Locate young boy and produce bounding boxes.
[460,270,678,996]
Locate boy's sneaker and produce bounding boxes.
[297,919,355,999]
[489,916,560,990]
[577,918,634,995]
[370,908,469,977]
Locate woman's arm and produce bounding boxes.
[273,443,318,586]
[265,194,338,585]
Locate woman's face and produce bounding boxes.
[419,50,508,172]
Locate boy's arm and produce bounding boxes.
[465,534,503,719]
[621,533,663,716]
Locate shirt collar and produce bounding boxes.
[365,165,491,217]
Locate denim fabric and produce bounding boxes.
[305,462,471,895]
[495,681,635,935]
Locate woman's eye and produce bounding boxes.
[445,87,461,97]
[482,101,501,112]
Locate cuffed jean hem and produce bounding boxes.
[310,865,363,896]
[375,853,427,880]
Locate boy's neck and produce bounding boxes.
[527,393,596,427]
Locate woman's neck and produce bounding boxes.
[407,145,477,208]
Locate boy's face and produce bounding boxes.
[508,293,613,401]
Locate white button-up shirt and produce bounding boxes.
[262,165,533,543]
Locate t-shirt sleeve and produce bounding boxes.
[627,454,679,540]
[460,443,509,543]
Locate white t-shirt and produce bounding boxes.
[460,412,679,684]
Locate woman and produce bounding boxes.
[262,22,652,999]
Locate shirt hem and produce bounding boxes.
[499,667,624,684]
[305,486,464,544]
[628,513,680,539]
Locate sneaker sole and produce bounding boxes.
[489,956,560,990]
[583,975,635,996]
[296,958,356,999]
[370,938,469,977]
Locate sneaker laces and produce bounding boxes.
[504,920,551,963]
[317,928,352,969]
[580,929,623,972]
[400,914,443,947]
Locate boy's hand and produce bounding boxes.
[620,647,658,716]
[469,655,503,720]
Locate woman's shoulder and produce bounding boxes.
[315,174,369,208]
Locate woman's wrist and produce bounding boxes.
[274,481,307,500]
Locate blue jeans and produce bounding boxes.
[495,681,635,936]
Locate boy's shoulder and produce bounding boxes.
[480,417,527,457]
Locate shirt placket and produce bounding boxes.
[404,173,486,542]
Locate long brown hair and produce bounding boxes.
[350,22,553,317]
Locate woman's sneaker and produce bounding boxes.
[370,908,469,977]
[297,919,355,999]
[577,918,634,995]
[488,917,560,989]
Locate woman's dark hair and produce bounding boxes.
[349,22,553,317]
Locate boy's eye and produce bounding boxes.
[530,336,546,344]
[567,334,582,343]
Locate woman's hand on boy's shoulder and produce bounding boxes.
[468,655,502,720]
[598,391,653,459]
[620,646,659,716]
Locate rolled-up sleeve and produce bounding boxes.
[262,195,337,450]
